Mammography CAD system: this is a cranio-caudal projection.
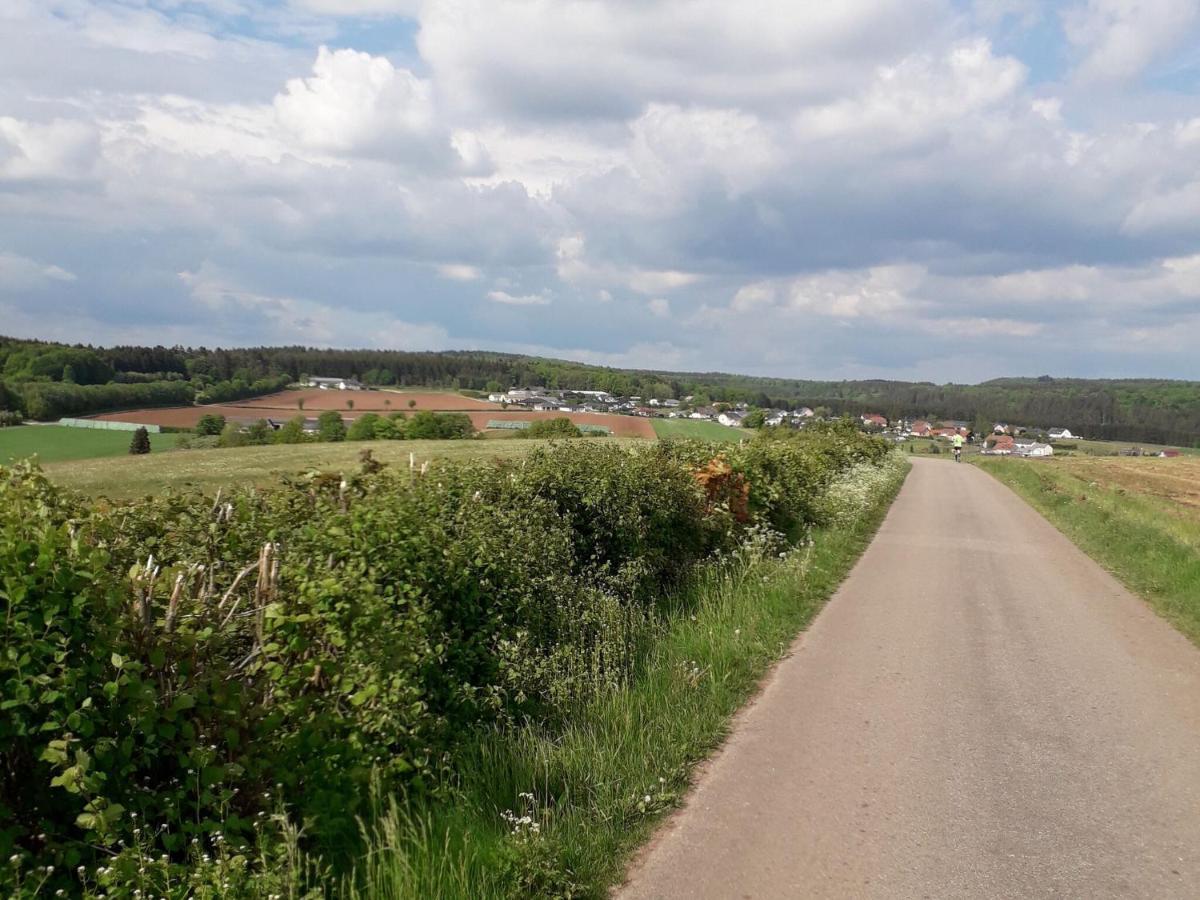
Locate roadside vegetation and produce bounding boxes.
[977,456,1200,644]
[1,423,901,897]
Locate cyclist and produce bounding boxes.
[951,432,964,462]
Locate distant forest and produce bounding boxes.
[2,335,1199,445]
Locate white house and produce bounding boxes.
[1047,428,1076,440]
[1023,442,1054,457]
[307,376,363,391]
[718,411,745,427]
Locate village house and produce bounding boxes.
[306,376,363,391]
[690,406,718,420]
[861,413,888,429]
[908,420,932,437]
[1047,427,1076,440]
[718,410,746,427]
[984,433,1016,454]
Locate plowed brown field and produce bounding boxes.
[89,394,655,438]
[226,389,496,412]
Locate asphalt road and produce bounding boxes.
[619,457,1200,899]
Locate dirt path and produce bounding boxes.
[619,457,1200,899]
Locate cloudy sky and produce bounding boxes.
[2,0,1200,381]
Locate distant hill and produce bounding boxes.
[2,336,1198,445]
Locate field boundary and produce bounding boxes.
[975,457,1200,646]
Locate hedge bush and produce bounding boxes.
[0,424,887,895]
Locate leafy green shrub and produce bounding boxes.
[522,417,582,438]
[275,415,308,444]
[196,413,226,435]
[347,413,382,441]
[404,411,475,440]
[219,421,248,448]
[317,410,346,442]
[0,429,890,895]
[246,418,273,445]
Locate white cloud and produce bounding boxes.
[274,46,438,158]
[794,39,1026,146]
[1062,0,1199,82]
[487,289,550,306]
[438,263,481,281]
[178,265,450,347]
[0,252,77,291]
[0,117,99,182]
[732,282,776,312]
[420,0,953,118]
[290,0,423,14]
[3,0,1200,381]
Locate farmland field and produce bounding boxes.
[0,424,175,464]
[227,387,497,412]
[87,389,657,438]
[43,436,641,498]
[977,455,1200,642]
[652,418,745,441]
[1058,438,1200,457]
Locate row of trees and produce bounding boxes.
[192,410,478,448]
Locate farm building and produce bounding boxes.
[306,376,364,391]
[1015,441,1053,457]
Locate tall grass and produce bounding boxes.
[342,455,910,898]
[977,458,1200,645]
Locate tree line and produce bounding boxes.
[2,335,1198,444]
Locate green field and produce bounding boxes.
[977,455,1200,645]
[0,425,175,464]
[652,418,745,441]
[41,437,639,498]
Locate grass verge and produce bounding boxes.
[976,457,1200,645]
[342,456,910,898]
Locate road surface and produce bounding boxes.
[619,457,1200,899]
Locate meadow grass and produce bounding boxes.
[976,457,1200,645]
[341,457,911,899]
[43,437,640,499]
[651,418,745,442]
[0,424,175,464]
